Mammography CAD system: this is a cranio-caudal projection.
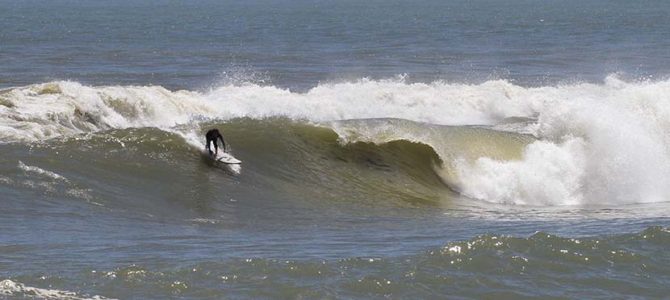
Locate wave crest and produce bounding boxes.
[3,76,670,206]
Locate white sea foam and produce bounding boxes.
[0,279,113,300]
[16,161,98,202]
[18,161,69,182]
[454,76,670,205]
[455,138,587,205]
[0,82,213,142]
[0,79,534,143]
[2,76,670,205]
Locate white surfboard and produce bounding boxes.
[212,152,242,164]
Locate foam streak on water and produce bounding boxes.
[18,161,69,182]
[0,279,113,300]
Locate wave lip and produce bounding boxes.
[0,78,538,143]
[0,81,212,142]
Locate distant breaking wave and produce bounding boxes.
[2,76,670,206]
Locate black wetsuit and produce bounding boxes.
[205,129,227,156]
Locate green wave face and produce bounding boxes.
[1,117,534,215]
[327,118,535,190]
[195,117,534,208]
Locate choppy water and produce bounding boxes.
[3,0,670,90]
[2,0,670,299]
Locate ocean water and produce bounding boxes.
[2,0,670,299]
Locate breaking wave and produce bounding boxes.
[2,76,670,206]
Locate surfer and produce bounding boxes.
[205,128,227,156]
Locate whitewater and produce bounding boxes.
[3,0,670,298]
[2,76,670,206]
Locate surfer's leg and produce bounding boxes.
[206,137,214,156]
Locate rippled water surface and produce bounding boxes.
[2,0,670,298]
